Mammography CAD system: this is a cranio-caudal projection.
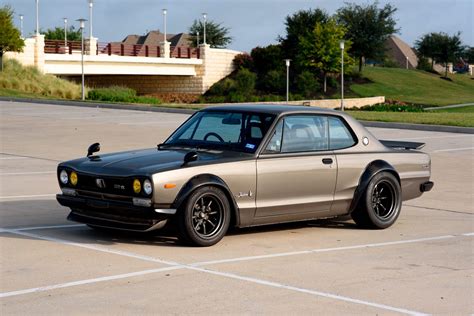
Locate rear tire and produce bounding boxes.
[177,186,231,247]
[351,172,401,229]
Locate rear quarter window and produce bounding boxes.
[328,116,356,150]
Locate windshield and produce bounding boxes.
[164,111,276,153]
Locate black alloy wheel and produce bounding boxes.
[351,171,402,229]
[177,186,231,247]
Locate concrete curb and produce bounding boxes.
[360,120,474,134]
[1,96,473,134]
[0,96,196,115]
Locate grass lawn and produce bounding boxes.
[347,110,474,127]
[350,67,474,106]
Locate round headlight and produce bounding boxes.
[143,179,153,195]
[70,171,78,186]
[60,170,68,184]
[133,179,141,194]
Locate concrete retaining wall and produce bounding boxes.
[256,96,385,109]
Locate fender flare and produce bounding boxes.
[172,174,240,226]
[348,160,400,214]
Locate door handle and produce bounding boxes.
[322,158,333,165]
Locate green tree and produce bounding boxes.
[337,2,398,72]
[299,19,353,93]
[188,20,231,48]
[462,47,474,63]
[0,5,24,71]
[44,26,82,41]
[415,33,436,70]
[279,8,328,71]
[435,32,464,78]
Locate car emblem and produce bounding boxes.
[96,178,106,189]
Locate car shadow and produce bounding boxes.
[1,199,360,248]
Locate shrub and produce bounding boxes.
[87,86,161,104]
[260,94,283,102]
[259,69,285,94]
[234,68,256,95]
[229,91,247,103]
[296,71,320,97]
[357,103,425,112]
[233,53,254,70]
[207,78,235,96]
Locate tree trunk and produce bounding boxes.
[323,73,327,93]
[445,63,448,78]
[431,57,434,71]
[358,56,363,72]
[0,51,3,72]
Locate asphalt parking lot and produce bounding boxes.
[1,101,473,315]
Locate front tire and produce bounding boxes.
[177,186,231,247]
[351,172,401,229]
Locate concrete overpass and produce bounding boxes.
[6,35,241,97]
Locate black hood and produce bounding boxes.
[59,148,252,176]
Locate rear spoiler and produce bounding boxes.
[380,140,425,150]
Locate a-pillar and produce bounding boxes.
[160,41,171,58]
[33,34,45,72]
[85,37,98,55]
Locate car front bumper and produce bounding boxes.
[56,193,175,232]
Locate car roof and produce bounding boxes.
[203,104,338,116]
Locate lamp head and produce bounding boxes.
[339,40,345,50]
[76,18,87,29]
[20,14,24,20]
[163,8,167,15]
[202,12,207,20]
[64,17,67,23]
[285,59,291,67]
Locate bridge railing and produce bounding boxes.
[45,40,200,59]
[44,40,82,54]
[170,46,200,59]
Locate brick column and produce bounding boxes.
[160,41,171,58]
[33,34,45,72]
[85,37,98,55]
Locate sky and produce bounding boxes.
[4,0,473,52]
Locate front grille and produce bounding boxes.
[76,173,134,196]
[76,190,133,203]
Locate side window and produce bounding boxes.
[264,121,283,153]
[281,115,329,153]
[329,116,356,150]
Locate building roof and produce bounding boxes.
[119,30,192,47]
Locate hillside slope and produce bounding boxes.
[0,59,81,99]
[350,67,474,106]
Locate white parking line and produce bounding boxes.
[0,157,28,160]
[0,171,56,176]
[0,194,57,200]
[185,265,428,316]
[1,228,448,314]
[192,235,456,266]
[0,266,180,299]
[433,147,474,152]
[1,228,472,314]
[0,224,85,233]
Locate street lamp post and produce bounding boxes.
[202,13,207,45]
[19,14,24,38]
[77,18,87,101]
[88,0,93,38]
[340,40,345,111]
[406,56,409,69]
[63,18,68,47]
[162,9,167,43]
[35,0,39,35]
[285,59,291,102]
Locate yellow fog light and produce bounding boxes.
[70,171,78,186]
[133,179,141,193]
